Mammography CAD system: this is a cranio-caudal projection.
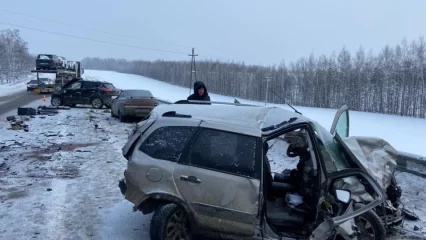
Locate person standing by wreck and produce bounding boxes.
[187,81,211,104]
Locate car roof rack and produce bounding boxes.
[174,99,260,107]
[162,111,192,118]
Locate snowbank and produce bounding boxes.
[85,70,426,157]
[0,81,27,97]
[0,73,57,97]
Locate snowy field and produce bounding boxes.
[85,70,426,157]
[0,70,425,239]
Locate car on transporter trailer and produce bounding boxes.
[50,78,119,109]
[118,100,391,240]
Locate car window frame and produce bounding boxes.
[82,81,99,89]
[67,81,82,90]
[102,83,116,90]
[179,127,262,180]
[311,121,351,174]
[138,125,198,163]
[118,91,126,98]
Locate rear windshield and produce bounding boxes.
[125,90,153,98]
[29,80,38,84]
[103,83,116,90]
[38,55,52,59]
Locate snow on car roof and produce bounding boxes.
[151,103,309,135]
[38,55,50,60]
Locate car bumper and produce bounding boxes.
[119,170,147,206]
[123,107,153,117]
[102,97,115,105]
[119,178,127,195]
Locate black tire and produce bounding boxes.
[150,203,192,240]
[355,210,386,240]
[91,98,103,109]
[51,97,62,106]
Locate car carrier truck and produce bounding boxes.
[30,61,84,94]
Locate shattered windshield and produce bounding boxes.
[311,121,350,173]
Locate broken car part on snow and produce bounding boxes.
[4,105,71,132]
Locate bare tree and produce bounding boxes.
[82,36,426,118]
[0,29,33,84]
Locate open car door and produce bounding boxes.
[330,105,349,138]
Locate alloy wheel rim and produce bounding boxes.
[357,216,376,239]
[93,99,101,108]
[165,209,191,240]
[52,98,60,106]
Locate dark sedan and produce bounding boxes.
[110,89,159,122]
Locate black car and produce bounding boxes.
[36,54,62,70]
[50,79,120,109]
[26,80,39,91]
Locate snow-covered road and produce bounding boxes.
[0,107,153,239]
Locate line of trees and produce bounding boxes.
[0,29,33,84]
[82,37,426,118]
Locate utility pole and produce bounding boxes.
[189,48,198,95]
[265,74,272,106]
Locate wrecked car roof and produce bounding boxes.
[150,103,310,136]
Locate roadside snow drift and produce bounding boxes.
[0,81,27,97]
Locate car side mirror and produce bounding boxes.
[335,189,351,204]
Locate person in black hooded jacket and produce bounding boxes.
[187,81,211,103]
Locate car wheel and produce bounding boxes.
[355,210,386,240]
[91,98,103,109]
[51,97,62,106]
[150,203,192,240]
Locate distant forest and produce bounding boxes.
[0,29,33,84]
[83,37,426,118]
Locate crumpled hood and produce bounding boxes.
[342,136,398,189]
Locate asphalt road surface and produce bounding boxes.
[0,91,44,116]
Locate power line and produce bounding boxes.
[0,8,193,49]
[0,22,189,55]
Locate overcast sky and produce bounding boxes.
[0,0,425,66]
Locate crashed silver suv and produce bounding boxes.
[119,101,386,240]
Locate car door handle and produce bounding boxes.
[91,91,95,93]
[180,175,201,184]
[75,92,81,94]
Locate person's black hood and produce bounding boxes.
[193,81,208,96]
